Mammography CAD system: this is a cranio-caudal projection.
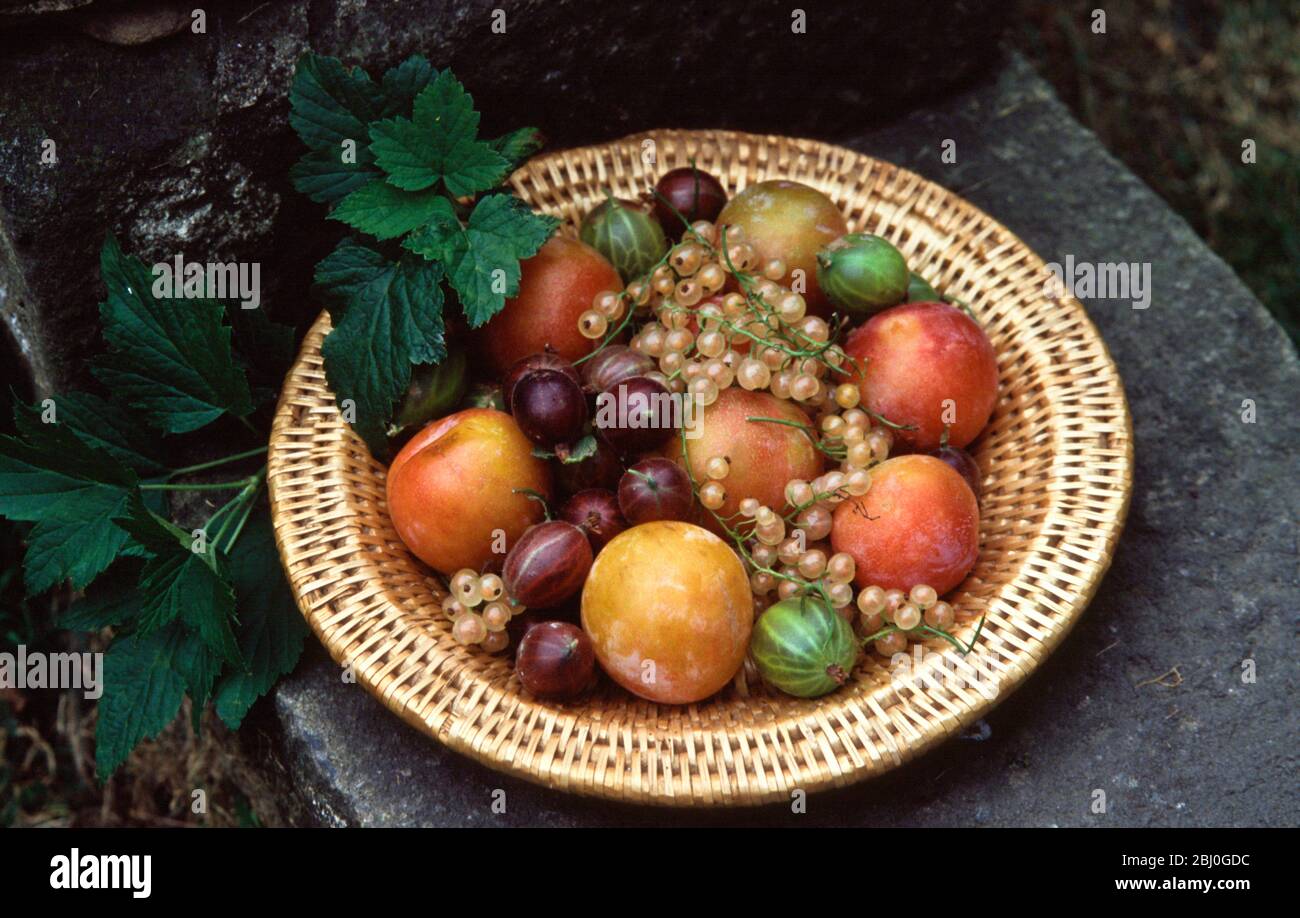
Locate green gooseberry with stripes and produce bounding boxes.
[906,271,941,302]
[815,232,911,317]
[749,594,859,698]
[579,197,669,284]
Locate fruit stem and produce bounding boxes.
[141,479,253,492]
[864,409,916,432]
[744,415,846,461]
[863,612,989,657]
[826,663,849,685]
[512,488,553,520]
[165,446,267,479]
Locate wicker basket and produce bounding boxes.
[267,130,1133,806]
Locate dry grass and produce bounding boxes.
[1,532,288,827]
[2,631,288,828]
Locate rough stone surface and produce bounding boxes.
[255,56,1299,827]
[0,0,1006,394]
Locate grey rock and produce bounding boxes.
[0,0,1007,394]
[251,56,1299,828]
[75,2,189,46]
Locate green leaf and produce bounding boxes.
[369,71,509,195]
[315,238,447,453]
[404,194,558,327]
[95,626,188,780]
[22,502,135,598]
[380,54,437,117]
[214,508,308,729]
[113,493,242,667]
[532,434,596,464]
[92,236,254,434]
[225,302,296,407]
[330,180,453,241]
[173,637,223,731]
[563,434,598,464]
[0,402,140,595]
[60,562,144,631]
[22,391,167,476]
[288,53,382,152]
[488,126,544,170]
[290,146,380,206]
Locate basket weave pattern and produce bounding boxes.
[268,130,1133,806]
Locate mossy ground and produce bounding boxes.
[1014,0,1299,345]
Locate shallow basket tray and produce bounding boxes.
[267,129,1134,807]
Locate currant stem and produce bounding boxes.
[208,469,266,551]
[142,480,252,492]
[166,446,267,479]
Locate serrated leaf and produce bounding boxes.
[92,236,254,434]
[225,301,296,407]
[404,194,558,327]
[0,402,141,595]
[488,126,544,170]
[288,53,383,152]
[214,508,308,729]
[94,626,188,780]
[114,493,242,667]
[172,637,223,731]
[21,391,167,476]
[315,238,446,453]
[330,180,452,241]
[369,71,509,195]
[60,562,144,631]
[22,494,139,597]
[290,145,380,206]
[380,54,437,117]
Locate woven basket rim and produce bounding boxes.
[268,129,1134,807]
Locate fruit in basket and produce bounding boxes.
[503,351,581,409]
[815,233,909,317]
[667,387,823,527]
[553,436,624,495]
[503,519,594,608]
[906,271,940,302]
[560,488,626,552]
[579,344,655,395]
[389,349,468,442]
[617,457,695,524]
[508,367,588,448]
[387,408,551,575]
[651,166,728,237]
[594,375,678,454]
[476,236,622,374]
[750,596,858,698]
[581,521,753,703]
[931,443,982,501]
[842,301,998,451]
[830,454,979,595]
[580,197,669,283]
[716,180,848,316]
[515,621,596,699]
